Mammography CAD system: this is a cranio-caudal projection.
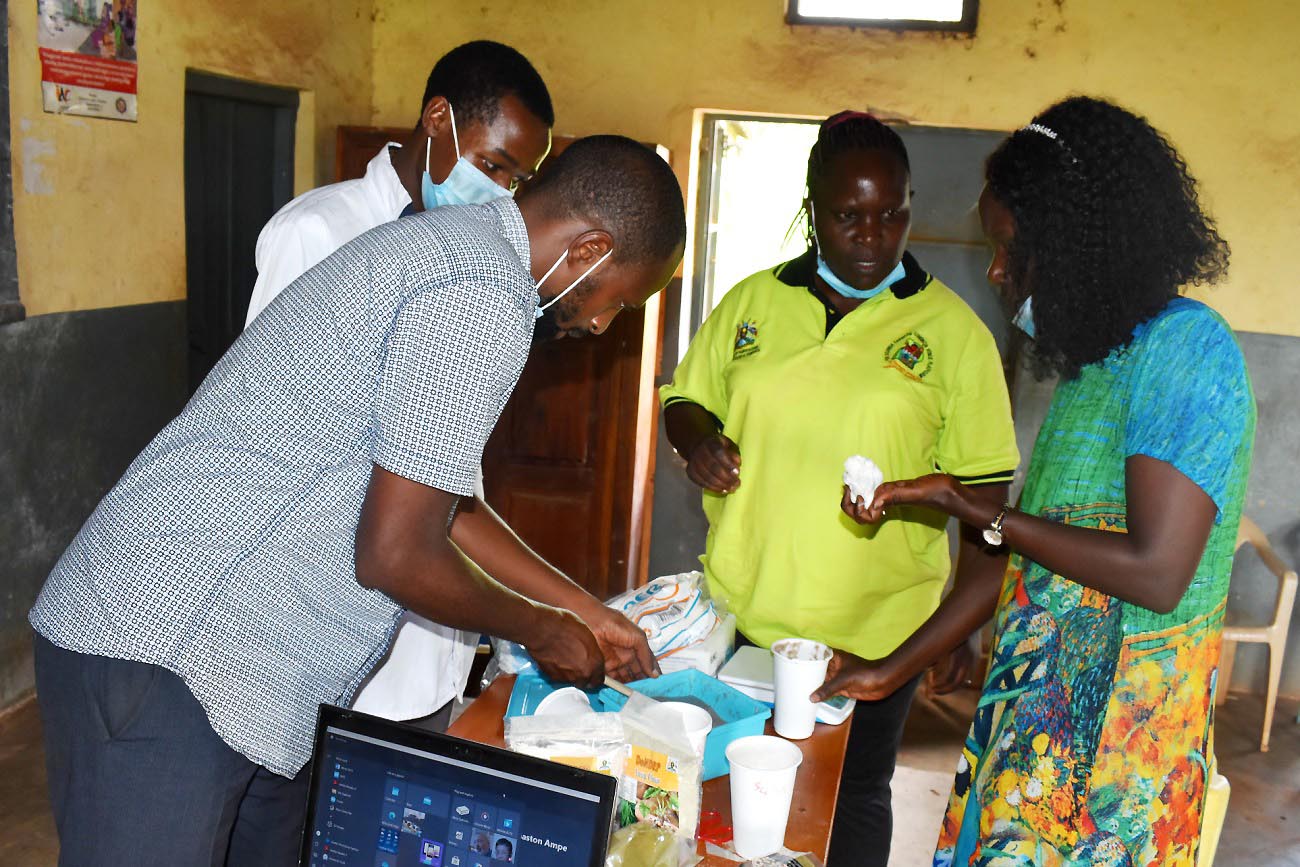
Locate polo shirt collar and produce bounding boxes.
[775,247,932,299]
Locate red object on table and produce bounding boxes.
[697,809,733,845]
[446,675,851,863]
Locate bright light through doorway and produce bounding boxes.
[794,0,966,22]
[697,118,819,317]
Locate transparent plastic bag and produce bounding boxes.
[504,712,625,779]
[616,691,704,840]
[605,822,701,867]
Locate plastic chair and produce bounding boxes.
[1215,516,1298,752]
[1198,761,1231,866]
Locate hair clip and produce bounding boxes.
[1022,122,1060,141]
[1021,122,1078,163]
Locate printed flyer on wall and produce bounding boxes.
[38,0,138,122]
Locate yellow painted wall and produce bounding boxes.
[371,0,1300,337]
[7,0,375,317]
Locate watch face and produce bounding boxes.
[983,528,1003,546]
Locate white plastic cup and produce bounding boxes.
[657,701,713,757]
[534,687,593,717]
[771,638,832,740]
[726,735,804,859]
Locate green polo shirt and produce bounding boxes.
[661,251,1018,659]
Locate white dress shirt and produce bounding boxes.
[245,143,479,722]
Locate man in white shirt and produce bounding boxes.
[246,41,658,730]
[246,41,555,323]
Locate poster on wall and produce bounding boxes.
[37,0,138,122]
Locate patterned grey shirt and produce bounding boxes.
[30,198,534,776]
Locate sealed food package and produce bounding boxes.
[616,692,703,840]
[504,712,625,779]
[497,572,730,678]
[605,822,700,867]
[608,572,724,671]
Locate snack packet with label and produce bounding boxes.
[616,691,703,840]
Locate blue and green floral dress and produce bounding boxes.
[935,297,1256,867]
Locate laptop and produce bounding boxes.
[299,705,618,867]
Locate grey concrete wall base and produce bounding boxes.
[1,302,186,708]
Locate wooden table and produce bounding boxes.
[447,676,851,862]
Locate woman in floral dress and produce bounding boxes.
[815,95,1255,866]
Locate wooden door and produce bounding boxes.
[184,72,297,393]
[334,129,666,600]
[336,126,409,183]
[482,137,666,601]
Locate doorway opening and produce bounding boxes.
[685,113,1011,354]
[183,71,297,393]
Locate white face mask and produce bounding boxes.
[1013,295,1036,339]
[420,102,511,210]
[533,244,614,320]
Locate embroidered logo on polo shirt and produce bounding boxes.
[733,319,760,359]
[885,331,933,380]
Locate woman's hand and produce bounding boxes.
[841,474,973,525]
[811,649,904,703]
[686,434,742,494]
[928,633,978,695]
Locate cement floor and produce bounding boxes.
[0,689,1295,865]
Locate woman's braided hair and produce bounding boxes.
[801,111,910,246]
[986,95,1229,379]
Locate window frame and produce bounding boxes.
[785,0,979,34]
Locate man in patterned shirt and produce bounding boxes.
[246,41,655,734]
[29,135,686,866]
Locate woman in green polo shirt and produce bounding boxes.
[661,112,1019,865]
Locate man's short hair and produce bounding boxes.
[525,136,686,266]
[420,41,554,128]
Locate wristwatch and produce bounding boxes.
[983,505,1012,546]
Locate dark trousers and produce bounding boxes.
[827,672,923,867]
[34,633,310,867]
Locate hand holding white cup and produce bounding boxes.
[771,638,832,740]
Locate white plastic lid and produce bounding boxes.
[717,645,775,690]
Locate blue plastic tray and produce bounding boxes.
[504,674,603,718]
[595,669,770,781]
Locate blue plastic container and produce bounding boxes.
[594,669,770,781]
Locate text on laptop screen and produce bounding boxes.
[307,726,605,867]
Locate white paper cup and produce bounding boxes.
[726,735,804,859]
[657,701,713,757]
[534,687,593,717]
[771,638,832,740]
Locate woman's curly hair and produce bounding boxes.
[986,96,1230,379]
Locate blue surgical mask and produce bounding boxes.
[809,202,906,300]
[420,103,511,210]
[534,244,614,320]
[1013,295,1036,339]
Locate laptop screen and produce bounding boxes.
[300,706,616,867]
